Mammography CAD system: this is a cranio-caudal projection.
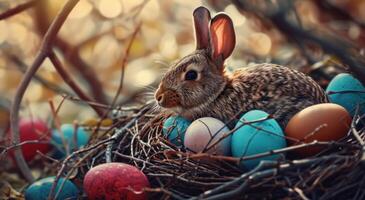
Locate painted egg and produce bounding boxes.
[184,117,231,155]
[83,163,149,200]
[162,116,191,146]
[9,118,51,161]
[25,176,79,200]
[326,73,365,116]
[232,110,286,170]
[285,103,351,157]
[51,124,90,158]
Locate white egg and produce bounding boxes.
[184,117,231,155]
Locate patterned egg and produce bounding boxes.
[162,116,191,146]
[285,103,351,157]
[51,124,90,158]
[232,110,286,170]
[326,73,365,116]
[8,118,51,161]
[25,176,79,200]
[184,117,231,155]
[83,163,149,200]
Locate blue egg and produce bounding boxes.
[25,176,79,200]
[326,73,365,116]
[163,116,191,146]
[231,110,286,170]
[51,124,90,158]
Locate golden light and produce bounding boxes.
[69,0,93,19]
[140,0,160,21]
[98,0,122,18]
[92,35,121,68]
[0,21,8,45]
[135,69,156,86]
[159,33,178,59]
[24,83,43,102]
[247,32,272,56]
[224,4,246,27]
[7,23,27,45]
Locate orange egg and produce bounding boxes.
[285,103,351,157]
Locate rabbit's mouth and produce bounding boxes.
[155,88,181,109]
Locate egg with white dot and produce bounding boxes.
[184,117,231,155]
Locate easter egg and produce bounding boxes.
[162,116,191,146]
[9,118,51,161]
[326,73,365,116]
[51,124,90,158]
[232,110,286,170]
[83,163,149,200]
[285,103,351,157]
[25,176,79,200]
[184,117,231,155]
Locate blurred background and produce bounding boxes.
[0,0,364,127]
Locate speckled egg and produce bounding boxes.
[25,176,79,200]
[51,124,90,158]
[162,116,191,146]
[285,103,351,157]
[184,117,231,155]
[326,73,365,116]
[83,163,149,200]
[232,110,286,170]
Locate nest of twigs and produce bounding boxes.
[63,102,365,200]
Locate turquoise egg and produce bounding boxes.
[51,124,90,158]
[162,116,191,146]
[25,177,79,200]
[326,73,365,116]
[231,110,286,170]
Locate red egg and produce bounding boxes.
[8,118,51,161]
[84,163,150,200]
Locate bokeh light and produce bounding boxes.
[247,32,272,56]
[69,0,93,19]
[98,0,122,18]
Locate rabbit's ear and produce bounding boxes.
[193,6,211,50]
[210,13,236,62]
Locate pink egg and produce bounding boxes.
[83,163,150,200]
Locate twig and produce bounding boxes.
[10,0,80,183]
[6,52,71,96]
[0,0,39,20]
[54,39,109,104]
[48,51,104,116]
[105,104,151,162]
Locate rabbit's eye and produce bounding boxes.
[185,70,198,81]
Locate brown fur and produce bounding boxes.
[154,7,328,128]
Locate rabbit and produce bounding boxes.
[154,6,328,128]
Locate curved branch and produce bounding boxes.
[10,0,80,183]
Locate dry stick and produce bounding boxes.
[105,104,151,162]
[0,0,39,20]
[10,0,80,183]
[54,39,108,104]
[6,52,71,96]
[48,51,104,116]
